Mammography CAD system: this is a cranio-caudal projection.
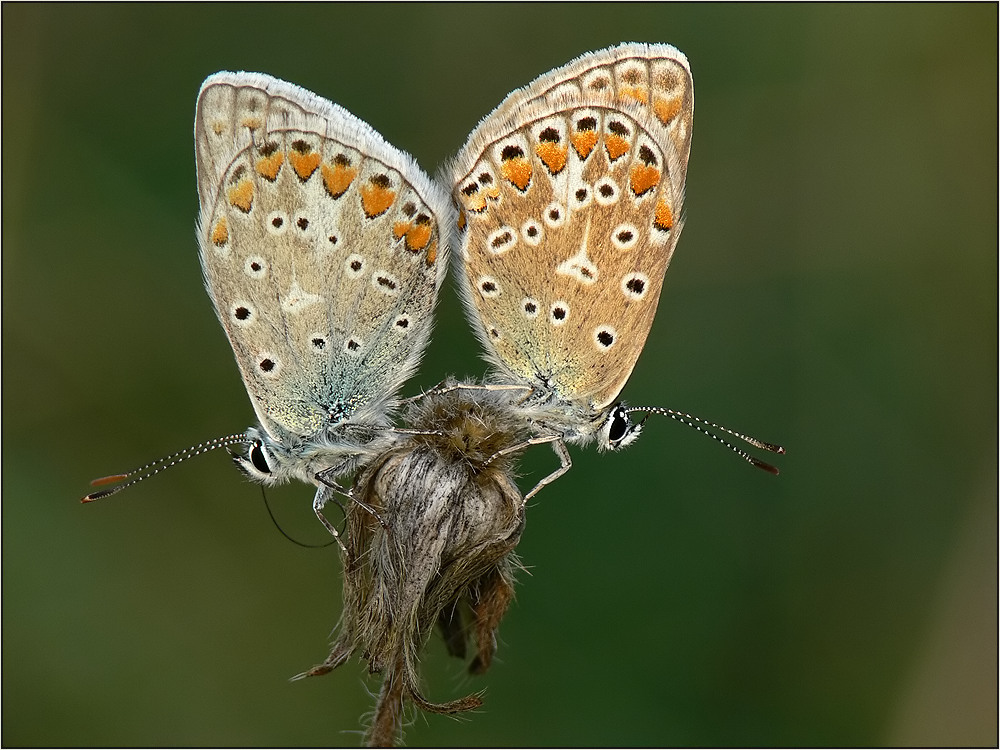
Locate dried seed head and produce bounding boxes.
[302,381,529,746]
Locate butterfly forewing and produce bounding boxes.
[195,73,448,441]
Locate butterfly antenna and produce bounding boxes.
[626,407,785,475]
[81,433,251,502]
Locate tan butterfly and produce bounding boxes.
[449,43,781,496]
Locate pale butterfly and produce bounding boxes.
[448,42,782,498]
[85,72,451,548]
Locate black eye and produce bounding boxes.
[608,408,629,444]
[249,441,271,474]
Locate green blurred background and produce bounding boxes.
[4,4,995,746]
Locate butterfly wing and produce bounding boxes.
[509,43,693,187]
[451,43,693,415]
[195,73,449,444]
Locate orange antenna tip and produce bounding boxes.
[89,473,129,487]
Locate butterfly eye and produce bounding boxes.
[249,440,271,474]
[601,405,643,452]
[607,406,630,444]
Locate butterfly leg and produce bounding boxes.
[482,434,571,505]
[438,382,532,396]
[401,381,532,405]
[522,439,572,504]
[398,378,450,405]
[391,426,444,437]
[312,484,348,555]
[315,467,388,530]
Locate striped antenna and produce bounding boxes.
[624,406,785,475]
[82,433,251,502]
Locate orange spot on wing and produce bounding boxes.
[289,151,321,180]
[425,240,437,266]
[321,162,357,198]
[211,216,228,246]
[535,142,568,174]
[604,134,629,161]
[240,116,263,130]
[405,223,432,252]
[459,183,485,212]
[361,183,396,218]
[457,209,466,230]
[227,180,254,213]
[255,151,284,181]
[620,86,649,104]
[653,96,683,125]
[630,164,661,196]
[393,221,411,240]
[654,198,674,231]
[500,158,532,191]
[571,130,598,160]
[463,193,487,212]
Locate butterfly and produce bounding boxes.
[448,43,781,497]
[85,72,451,548]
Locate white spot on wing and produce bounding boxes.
[486,226,518,255]
[611,223,640,251]
[594,177,620,206]
[521,220,543,246]
[543,201,566,229]
[257,353,281,379]
[621,272,649,300]
[345,254,366,279]
[265,210,288,235]
[556,217,598,286]
[477,275,501,299]
[230,302,255,328]
[282,279,323,313]
[549,301,570,326]
[593,325,617,351]
[371,270,400,296]
[244,256,268,279]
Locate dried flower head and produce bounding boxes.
[300,381,530,746]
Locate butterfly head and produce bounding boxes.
[231,426,286,485]
[596,403,645,452]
